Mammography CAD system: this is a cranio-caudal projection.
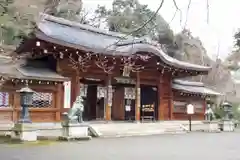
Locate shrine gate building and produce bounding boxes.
[11,14,214,122]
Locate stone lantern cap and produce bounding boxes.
[17,85,35,93]
[222,102,232,107]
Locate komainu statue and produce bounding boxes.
[63,96,84,123]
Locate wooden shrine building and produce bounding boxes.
[0,55,67,122]
[172,79,221,120]
[14,14,212,122]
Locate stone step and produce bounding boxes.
[88,122,186,137]
[97,127,186,138]
[88,125,101,137]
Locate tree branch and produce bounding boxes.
[172,0,183,26]
[183,0,192,29]
[206,0,209,24]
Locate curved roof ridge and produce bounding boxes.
[35,14,211,72]
[115,43,211,70]
[39,13,132,40]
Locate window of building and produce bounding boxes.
[191,101,204,112]
[173,101,186,113]
[0,92,9,107]
[32,92,53,108]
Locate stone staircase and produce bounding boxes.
[0,121,221,139]
[88,121,187,138]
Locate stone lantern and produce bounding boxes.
[222,102,233,120]
[11,85,38,142]
[220,101,234,132]
[17,85,34,123]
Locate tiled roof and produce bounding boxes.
[0,55,67,82]
[34,14,211,72]
[172,79,222,96]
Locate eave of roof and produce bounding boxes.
[173,79,204,87]
[0,56,68,82]
[172,79,222,96]
[30,13,211,72]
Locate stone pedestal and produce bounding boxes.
[222,121,235,132]
[11,123,38,142]
[59,123,91,141]
[202,121,220,132]
[208,122,220,132]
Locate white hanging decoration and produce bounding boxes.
[60,52,64,59]
[36,41,41,46]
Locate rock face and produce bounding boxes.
[174,31,211,66]
[204,61,237,103]
[172,31,237,103]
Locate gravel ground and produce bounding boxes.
[0,132,240,160]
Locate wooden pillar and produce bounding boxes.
[135,71,140,121]
[158,75,164,120]
[12,92,19,122]
[164,77,173,120]
[105,74,112,121]
[169,84,174,120]
[70,73,80,107]
[55,83,63,121]
[202,98,207,120]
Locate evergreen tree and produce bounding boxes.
[0,0,34,46]
[44,0,82,21]
[94,0,173,42]
[234,30,240,50]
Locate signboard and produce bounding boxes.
[187,104,194,115]
[115,77,136,84]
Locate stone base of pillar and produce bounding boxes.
[134,120,141,124]
[11,123,38,142]
[59,123,91,141]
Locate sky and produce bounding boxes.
[82,0,240,60]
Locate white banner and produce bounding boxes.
[64,81,71,108]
